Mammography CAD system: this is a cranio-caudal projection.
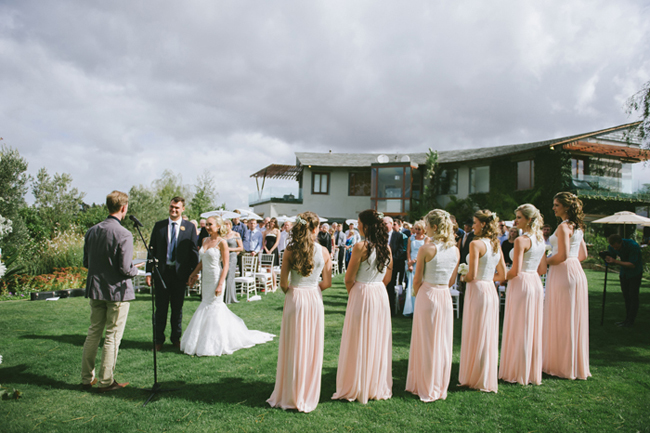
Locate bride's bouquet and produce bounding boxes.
[545,244,553,256]
[458,263,469,276]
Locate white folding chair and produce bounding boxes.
[257,254,275,293]
[275,251,284,286]
[235,256,257,300]
[450,284,461,319]
[331,248,339,276]
[498,282,506,310]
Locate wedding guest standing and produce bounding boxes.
[317,223,332,254]
[223,220,243,304]
[403,220,427,317]
[267,212,332,413]
[386,216,407,316]
[264,217,281,266]
[333,210,393,404]
[146,197,199,351]
[499,204,547,385]
[501,227,519,267]
[543,192,591,380]
[81,191,141,392]
[458,210,506,393]
[606,234,643,328]
[406,210,459,402]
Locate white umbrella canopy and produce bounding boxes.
[319,217,328,223]
[345,219,358,226]
[276,215,296,223]
[233,209,263,220]
[287,215,328,223]
[200,210,241,219]
[591,211,650,225]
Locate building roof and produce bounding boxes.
[250,164,303,180]
[293,122,643,168]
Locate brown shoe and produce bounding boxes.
[172,341,181,349]
[97,380,129,393]
[82,377,98,390]
[155,344,163,351]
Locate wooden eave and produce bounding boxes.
[563,141,649,162]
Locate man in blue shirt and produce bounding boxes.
[606,234,643,327]
[245,219,263,256]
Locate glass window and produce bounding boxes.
[412,168,422,200]
[469,166,490,193]
[438,168,458,195]
[572,158,585,178]
[517,160,534,190]
[312,172,329,194]
[377,199,403,213]
[349,171,371,196]
[377,167,404,198]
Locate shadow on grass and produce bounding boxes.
[20,334,154,351]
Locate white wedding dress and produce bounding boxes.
[180,244,274,356]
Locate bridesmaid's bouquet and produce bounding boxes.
[545,244,553,257]
[458,263,469,276]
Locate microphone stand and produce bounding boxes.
[131,218,181,407]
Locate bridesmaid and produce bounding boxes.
[403,220,427,317]
[543,192,591,380]
[332,209,393,404]
[499,204,547,385]
[223,220,243,304]
[267,212,332,413]
[405,210,459,402]
[458,209,506,393]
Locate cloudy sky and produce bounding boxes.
[1,0,649,208]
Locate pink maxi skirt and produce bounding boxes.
[458,279,499,393]
[542,258,591,380]
[405,283,453,402]
[267,285,325,412]
[332,281,392,404]
[499,271,544,385]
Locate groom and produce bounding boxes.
[146,196,199,350]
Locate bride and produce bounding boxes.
[181,216,274,356]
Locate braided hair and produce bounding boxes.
[287,211,320,277]
[473,209,500,252]
[554,192,585,231]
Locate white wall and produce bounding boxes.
[302,167,371,219]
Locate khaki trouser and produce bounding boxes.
[81,299,130,387]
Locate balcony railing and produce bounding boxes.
[249,187,303,206]
[573,175,650,201]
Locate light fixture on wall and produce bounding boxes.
[550,146,555,150]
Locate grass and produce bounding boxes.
[0,270,649,432]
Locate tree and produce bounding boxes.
[31,168,85,237]
[188,171,222,219]
[626,80,650,148]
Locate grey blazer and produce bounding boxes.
[83,216,140,301]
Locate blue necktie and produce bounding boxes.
[169,222,177,263]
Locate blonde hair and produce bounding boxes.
[413,220,425,232]
[207,216,228,236]
[424,210,456,247]
[474,209,500,252]
[515,203,544,242]
[106,190,128,214]
[554,192,585,230]
[288,212,320,277]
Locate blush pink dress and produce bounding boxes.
[499,233,545,385]
[332,249,392,404]
[267,245,325,413]
[542,224,591,380]
[458,238,500,393]
[405,241,458,402]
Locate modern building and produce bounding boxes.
[249,122,649,221]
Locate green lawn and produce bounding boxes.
[1,270,649,432]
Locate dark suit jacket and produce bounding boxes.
[459,231,474,264]
[389,230,407,261]
[84,216,140,301]
[147,218,199,284]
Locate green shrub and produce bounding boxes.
[28,227,84,275]
[0,266,87,300]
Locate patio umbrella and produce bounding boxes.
[276,215,296,223]
[345,219,358,226]
[233,209,263,220]
[200,210,241,219]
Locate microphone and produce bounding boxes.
[129,214,144,227]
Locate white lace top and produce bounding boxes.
[356,249,387,283]
[467,238,501,281]
[550,223,583,258]
[520,233,545,272]
[423,241,459,285]
[289,244,325,287]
